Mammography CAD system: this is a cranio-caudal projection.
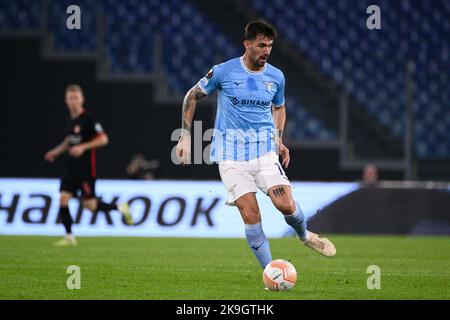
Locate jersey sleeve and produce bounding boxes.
[87,115,105,138]
[272,72,286,108]
[197,64,223,95]
[93,121,105,135]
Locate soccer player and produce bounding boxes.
[176,20,336,269]
[44,84,133,246]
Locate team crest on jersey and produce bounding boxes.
[205,68,213,79]
[264,82,274,93]
[74,125,81,134]
[95,123,103,133]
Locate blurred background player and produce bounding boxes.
[362,163,379,187]
[126,154,161,180]
[44,84,134,246]
[176,20,336,270]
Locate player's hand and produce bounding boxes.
[279,143,290,168]
[69,145,85,158]
[44,150,58,163]
[176,135,191,165]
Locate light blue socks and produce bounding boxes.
[284,201,308,240]
[245,222,272,268]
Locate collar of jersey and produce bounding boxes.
[240,56,267,74]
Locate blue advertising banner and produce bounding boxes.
[0,179,358,237]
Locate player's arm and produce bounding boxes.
[80,133,109,150]
[272,104,286,143]
[176,65,219,164]
[272,104,290,168]
[44,137,70,163]
[176,84,206,164]
[69,133,109,158]
[181,84,206,133]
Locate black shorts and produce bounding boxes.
[60,174,96,199]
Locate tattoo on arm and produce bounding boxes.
[272,187,286,198]
[181,84,206,132]
[276,129,283,139]
[272,105,286,140]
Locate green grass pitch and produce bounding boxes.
[0,235,449,299]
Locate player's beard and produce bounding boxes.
[254,55,268,68]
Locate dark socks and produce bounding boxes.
[97,200,118,212]
[59,206,73,234]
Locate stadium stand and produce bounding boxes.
[48,0,97,52]
[251,0,450,158]
[0,0,41,29]
[0,0,448,160]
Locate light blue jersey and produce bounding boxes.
[197,56,285,162]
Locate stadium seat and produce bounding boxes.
[251,0,450,158]
[2,0,447,153]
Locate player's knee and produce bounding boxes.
[235,194,261,224]
[241,206,261,224]
[82,199,96,212]
[59,195,70,207]
[243,212,260,224]
[277,199,296,215]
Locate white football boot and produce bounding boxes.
[118,203,134,225]
[54,235,77,247]
[299,231,336,257]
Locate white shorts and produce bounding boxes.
[218,151,291,206]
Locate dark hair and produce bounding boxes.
[244,19,278,40]
[65,84,83,95]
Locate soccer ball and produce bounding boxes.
[263,259,297,291]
